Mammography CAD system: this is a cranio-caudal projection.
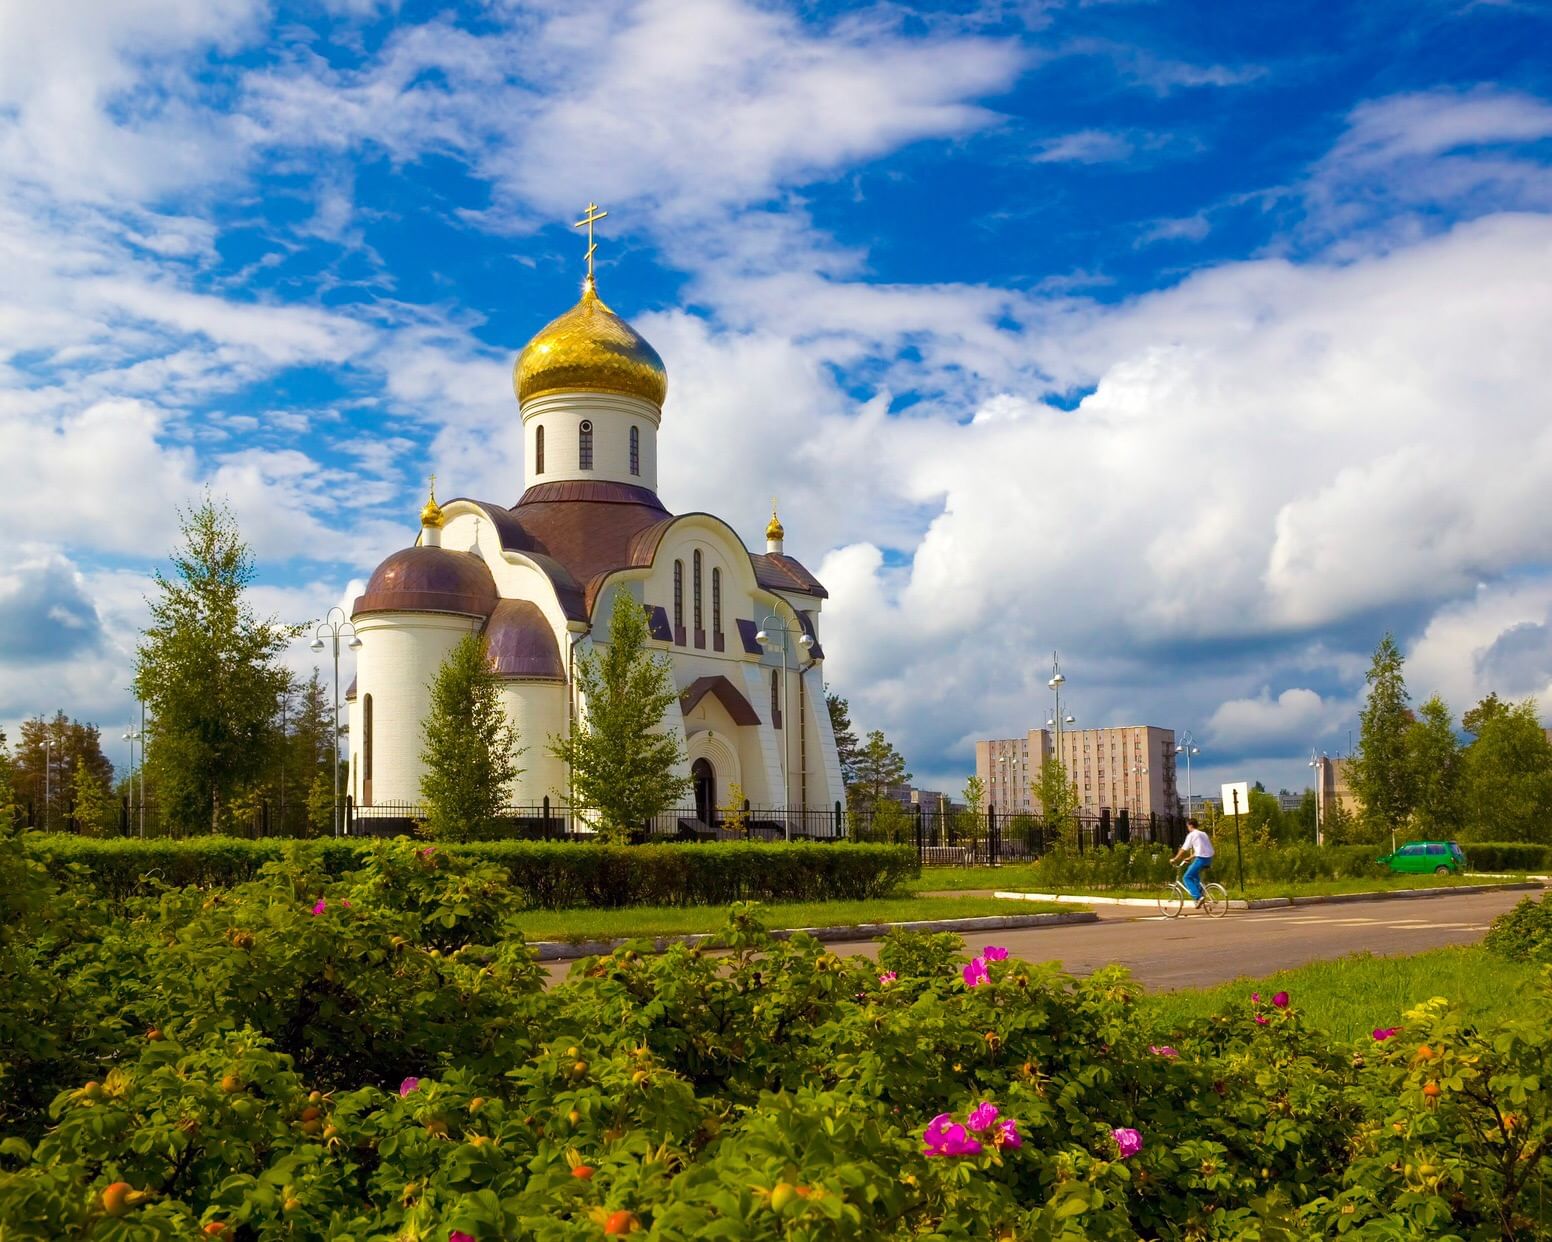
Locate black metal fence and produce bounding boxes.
[22,793,1187,866]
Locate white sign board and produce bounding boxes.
[1221,781,1251,815]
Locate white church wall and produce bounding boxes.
[801,663,846,812]
[354,612,481,805]
[520,390,660,491]
[497,680,568,806]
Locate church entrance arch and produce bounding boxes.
[692,758,715,825]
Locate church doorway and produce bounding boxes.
[692,758,716,825]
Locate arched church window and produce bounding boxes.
[712,567,722,641]
[771,669,781,728]
[578,420,593,470]
[362,694,374,802]
[673,560,684,633]
[535,425,545,475]
[693,550,703,632]
[629,425,640,476]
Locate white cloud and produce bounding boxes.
[1207,688,1330,751]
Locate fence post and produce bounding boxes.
[834,800,843,840]
[988,803,1000,867]
[344,795,354,836]
[914,804,925,864]
[542,794,552,839]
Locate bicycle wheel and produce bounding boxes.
[1157,884,1184,918]
[1203,882,1229,918]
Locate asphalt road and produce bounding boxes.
[540,888,1536,991]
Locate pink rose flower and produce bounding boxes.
[1372,1027,1399,1042]
[1250,992,1261,1004]
[878,970,898,985]
[1254,1014,1269,1026]
[996,1118,1021,1149]
[311,899,326,916]
[1272,991,1290,1009]
[1148,1045,1180,1058]
[340,899,351,909]
[1112,1127,1143,1159]
[923,1113,983,1158]
[962,957,989,988]
[450,1232,475,1242]
[982,945,1009,962]
[399,1076,420,1097]
[966,1101,999,1131]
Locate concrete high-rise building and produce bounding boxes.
[975,725,1178,818]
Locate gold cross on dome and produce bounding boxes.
[574,202,608,282]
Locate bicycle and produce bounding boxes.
[1158,862,1228,918]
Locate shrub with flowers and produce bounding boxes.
[0,824,1548,1239]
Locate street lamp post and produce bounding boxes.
[1045,653,1076,841]
[122,722,142,838]
[756,613,815,839]
[310,607,362,837]
[1174,731,1200,823]
[1307,749,1327,846]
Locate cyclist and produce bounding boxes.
[1170,818,1215,908]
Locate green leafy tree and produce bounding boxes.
[1460,697,1552,843]
[11,713,114,829]
[848,729,910,816]
[69,763,117,837]
[1290,788,1318,843]
[1406,694,1464,837]
[133,498,301,833]
[0,729,16,832]
[1462,692,1507,738]
[420,634,523,842]
[306,770,335,836]
[1032,755,1080,846]
[551,595,689,843]
[949,773,986,846]
[826,688,861,787]
[1349,633,1414,844]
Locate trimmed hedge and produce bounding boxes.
[20,833,918,908]
[1025,842,1387,890]
[1462,841,1552,873]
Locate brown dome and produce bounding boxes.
[352,546,499,619]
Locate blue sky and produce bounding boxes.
[3,0,1552,797]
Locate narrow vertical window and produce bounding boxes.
[712,567,722,640]
[535,424,544,475]
[579,420,593,470]
[771,669,781,728]
[629,425,640,476]
[693,550,703,631]
[362,694,374,802]
[673,560,684,631]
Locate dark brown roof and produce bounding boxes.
[344,675,358,702]
[445,481,828,625]
[751,552,829,599]
[679,674,761,726]
[352,546,499,619]
[482,600,564,680]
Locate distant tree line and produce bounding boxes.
[1337,633,1552,845]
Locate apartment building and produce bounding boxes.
[975,725,1178,818]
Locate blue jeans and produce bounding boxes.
[1182,856,1212,899]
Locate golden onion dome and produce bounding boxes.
[419,476,444,529]
[514,276,667,407]
[765,501,785,543]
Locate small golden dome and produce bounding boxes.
[514,276,667,407]
[765,500,785,543]
[420,476,444,529]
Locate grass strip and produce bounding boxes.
[512,894,1066,944]
[1139,944,1544,1043]
[910,867,1531,899]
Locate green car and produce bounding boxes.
[1378,840,1466,875]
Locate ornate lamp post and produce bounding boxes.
[122,722,142,838]
[310,607,361,837]
[1175,731,1200,822]
[755,613,814,838]
[1307,749,1327,846]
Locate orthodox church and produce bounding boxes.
[344,213,844,826]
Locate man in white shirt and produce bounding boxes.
[1170,818,1216,908]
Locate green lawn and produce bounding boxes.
[1140,945,1545,1042]
[512,894,1066,944]
[911,866,1533,900]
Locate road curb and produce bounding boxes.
[528,910,1099,962]
[995,882,1543,912]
